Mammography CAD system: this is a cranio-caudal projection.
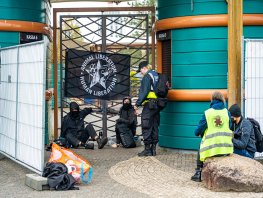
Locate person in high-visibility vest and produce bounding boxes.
[191,91,233,182]
[134,61,160,156]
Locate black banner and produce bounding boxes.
[65,49,130,100]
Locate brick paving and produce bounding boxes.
[0,145,263,198]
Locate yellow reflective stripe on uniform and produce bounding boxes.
[200,143,233,153]
[204,132,233,140]
[200,146,233,162]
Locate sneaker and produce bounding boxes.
[97,137,108,149]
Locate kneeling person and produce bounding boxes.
[115,96,137,148]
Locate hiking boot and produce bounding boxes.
[97,137,108,149]
[151,143,157,156]
[138,144,152,157]
[191,169,201,182]
[84,142,94,150]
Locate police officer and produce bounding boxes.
[134,61,160,156]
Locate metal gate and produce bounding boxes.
[53,7,155,139]
[244,39,263,128]
[0,41,46,174]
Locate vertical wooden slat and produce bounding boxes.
[53,9,58,139]
[228,0,243,107]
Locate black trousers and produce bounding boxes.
[65,123,97,147]
[196,151,203,170]
[141,102,160,145]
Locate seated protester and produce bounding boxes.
[115,96,137,148]
[228,104,256,158]
[191,91,233,182]
[61,102,108,149]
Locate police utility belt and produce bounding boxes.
[143,91,167,109]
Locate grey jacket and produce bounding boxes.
[232,116,257,154]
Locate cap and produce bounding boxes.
[136,61,148,73]
[228,104,241,117]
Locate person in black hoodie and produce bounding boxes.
[61,102,108,149]
[115,96,137,147]
[228,104,256,158]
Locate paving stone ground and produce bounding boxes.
[1,145,263,198]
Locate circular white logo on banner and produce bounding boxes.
[80,54,117,97]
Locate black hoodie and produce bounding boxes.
[61,102,92,138]
[117,97,137,131]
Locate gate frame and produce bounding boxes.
[52,7,156,138]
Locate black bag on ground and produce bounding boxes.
[42,162,79,191]
[247,117,263,152]
[117,123,136,148]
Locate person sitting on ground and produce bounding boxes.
[191,91,233,182]
[61,102,108,149]
[228,104,256,158]
[114,96,137,148]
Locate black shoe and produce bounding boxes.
[138,144,152,157]
[84,142,94,150]
[191,170,201,182]
[97,137,108,149]
[151,144,157,156]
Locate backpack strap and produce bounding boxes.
[148,72,155,91]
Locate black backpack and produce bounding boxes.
[148,72,170,98]
[247,117,263,152]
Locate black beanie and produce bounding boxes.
[228,104,241,117]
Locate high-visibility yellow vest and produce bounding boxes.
[199,108,233,162]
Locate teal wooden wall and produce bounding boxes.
[157,0,263,20]
[0,0,50,48]
[0,0,47,22]
[157,0,263,149]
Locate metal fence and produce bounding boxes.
[0,41,46,174]
[57,13,153,138]
[244,39,263,128]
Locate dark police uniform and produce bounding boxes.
[135,69,160,156]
